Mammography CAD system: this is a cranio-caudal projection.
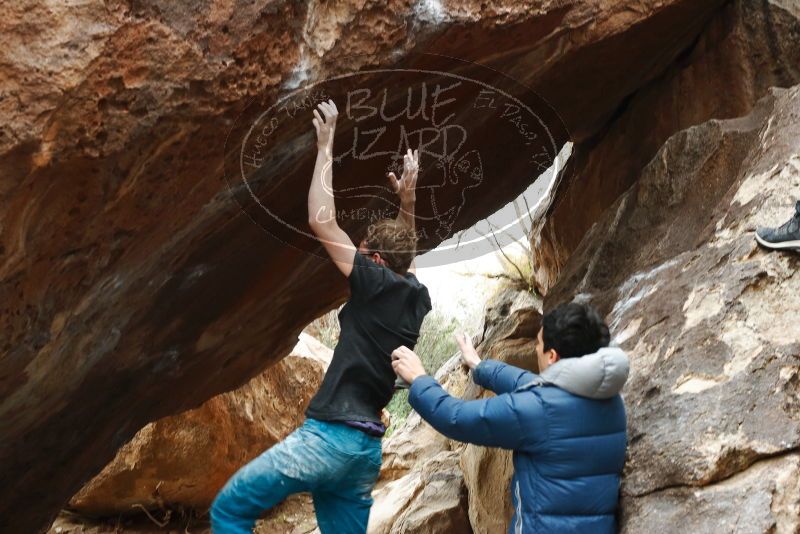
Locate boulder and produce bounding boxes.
[392,66,800,534]
[459,443,515,534]
[367,3,800,527]
[376,286,541,534]
[365,353,472,534]
[532,0,800,293]
[68,333,331,515]
[379,352,471,484]
[378,410,451,485]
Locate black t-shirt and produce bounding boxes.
[305,252,432,423]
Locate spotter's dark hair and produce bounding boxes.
[541,302,610,359]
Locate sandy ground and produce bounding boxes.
[49,494,318,534]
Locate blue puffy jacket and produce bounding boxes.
[408,347,629,533]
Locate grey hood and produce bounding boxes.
[535,346,630,399]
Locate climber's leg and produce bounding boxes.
[311,424,382,534]
[312,484,377,534]
[211,418,349,533]
[210,443,307,533]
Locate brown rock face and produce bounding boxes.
[547,85,800,532]
[384,16,800,525]
[0,0,737,531]
[68,333,331,515]
[533,0,800,292]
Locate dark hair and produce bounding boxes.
[541,302,610,359]
[363,219,418,275]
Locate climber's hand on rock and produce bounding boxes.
[455,332,481,370]
[391,345,427,383]
[388,148,419,204]
[312,99,338,153]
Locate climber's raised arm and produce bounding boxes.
[308,99,357,277]
[388,148,420,274]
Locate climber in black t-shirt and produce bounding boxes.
[210,99,431,534]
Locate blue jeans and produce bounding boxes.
[210,418,382,534]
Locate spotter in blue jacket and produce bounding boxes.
[408,347,629,534]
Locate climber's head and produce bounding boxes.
[536,302,610,371]
[358,219,418,275]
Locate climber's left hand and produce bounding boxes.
[312,99,338,153]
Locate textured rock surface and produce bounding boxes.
[532,0,800,293]
[623,454,800,534]
[376,3,800,528]
[68,333,331,515]
[369,451,471,534]
[547,85,800,532]
[0,0,761,531]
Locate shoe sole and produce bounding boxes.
[755,233,800,250]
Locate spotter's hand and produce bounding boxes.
[455,332,481,370]
[391,345,427,383]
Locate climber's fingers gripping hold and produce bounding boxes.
[312,100,338,152]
